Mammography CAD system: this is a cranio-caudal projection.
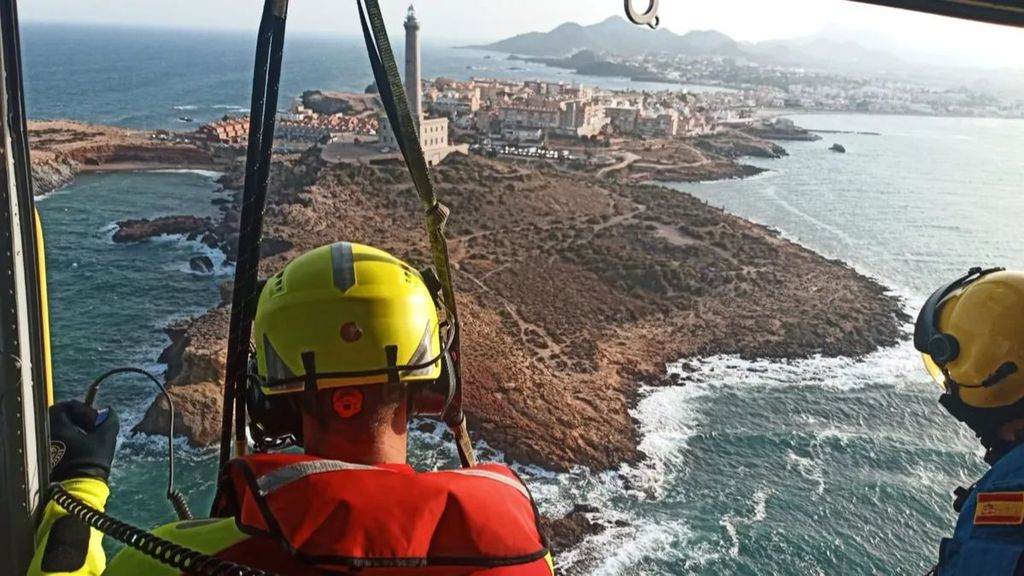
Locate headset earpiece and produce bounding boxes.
[914,266,1004,367]
[410,351,456,417]
[246,359,303,451]
[407,266,457,418]
[928,333,961,366]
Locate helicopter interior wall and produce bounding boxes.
[850,0,1024,28]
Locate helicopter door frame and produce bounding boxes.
[0,0,51,575]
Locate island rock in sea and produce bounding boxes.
[189,255,215,274]
[112,215,216,244]
[136,150,907,473]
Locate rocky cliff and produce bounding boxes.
[28,120,219,195]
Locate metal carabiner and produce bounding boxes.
[625,0,660,29]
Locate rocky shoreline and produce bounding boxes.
[131,145,906,472]
[29,120,223,195]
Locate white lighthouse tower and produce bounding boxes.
[376,4,466,166]
[404,5,423,131]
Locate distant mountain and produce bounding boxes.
[745,37,907,74]
[468,16,743,58]
[468,16,909,76]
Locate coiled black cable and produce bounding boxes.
[50,483,277,576]
[85,366,193,520]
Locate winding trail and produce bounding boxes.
[597,152,640,177]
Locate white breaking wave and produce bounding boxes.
[557,519,694,576]
[786,450,826,496]
[145,169,224,180]
[172,105,199,111]
[623,380,714,500]
[167,237,234,277]
[211,104,249,112]
[667,341,929,395]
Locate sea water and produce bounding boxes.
[24,23,1024,575]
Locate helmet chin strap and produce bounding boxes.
[939,391,1024,465]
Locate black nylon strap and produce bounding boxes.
[220,0,289,471]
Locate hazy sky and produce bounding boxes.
[19,0,1024,69]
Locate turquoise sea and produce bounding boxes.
[26,22,1024,576]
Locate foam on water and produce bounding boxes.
[786,450,826,496]
[146,168,224,179]
[557,519,694,576]
[696,167,783,185]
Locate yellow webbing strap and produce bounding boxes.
[33,208,52,407]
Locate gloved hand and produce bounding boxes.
[49,401,120,483]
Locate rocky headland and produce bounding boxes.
[739,119,823,142]
[29,120,222,195]
[134,147,907,472]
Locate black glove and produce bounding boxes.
[49,401,120,483]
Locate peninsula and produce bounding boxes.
[131,148,905,471]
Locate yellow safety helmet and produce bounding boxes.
[253,242,446,396]
[915,268,1024,443]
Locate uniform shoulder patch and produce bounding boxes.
[975,492,1024,525]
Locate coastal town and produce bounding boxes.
[182,10,816,182]
[175,9,1022,179]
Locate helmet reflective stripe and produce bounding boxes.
[331,242,356,293]
[264,335,296,384]
[404,320,438,378]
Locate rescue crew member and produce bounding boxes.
[915,267,1024,574]
[32,242,554,575]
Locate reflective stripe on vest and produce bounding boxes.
[257,459,384,495]
[448,468,531,500]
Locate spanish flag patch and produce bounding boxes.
[975,492,1024,525]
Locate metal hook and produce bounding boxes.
[625,0,660,29]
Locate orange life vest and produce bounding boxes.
[214,453,553,575]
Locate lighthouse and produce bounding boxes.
[404,5,423,131]
[375,4,465,167]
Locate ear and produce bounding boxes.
[409,352,456,418]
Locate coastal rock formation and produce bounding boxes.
[135,309,229,443]
[614,136,773,183]
[144,151,906,470]
[28,120,220,196]
[137,381,224,445]
[539,505,618,553]
[112,215,215,244]
[695,129,788,159]
[300,90,378,117]
[740,119,822,142]
[189,255,215,274]
[32,153,80,196]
